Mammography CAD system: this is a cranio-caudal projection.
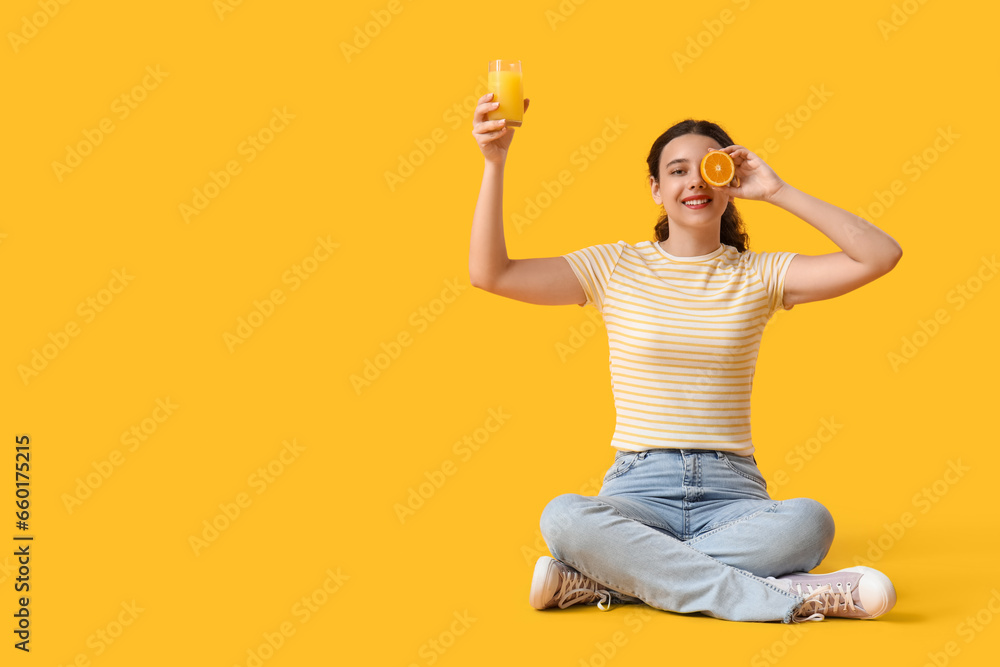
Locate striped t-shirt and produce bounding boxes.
[562,240,797,457]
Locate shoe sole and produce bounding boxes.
[529,556,557,610]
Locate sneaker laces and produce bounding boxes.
[556,570,614,611]
[793,581,857,621]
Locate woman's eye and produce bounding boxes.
[671,169,684,175]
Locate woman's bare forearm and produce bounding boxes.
[768,183,903,271]
[469,160,511,289]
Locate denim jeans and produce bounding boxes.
[539,448,835,623]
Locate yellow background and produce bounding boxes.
[3,0,999,664]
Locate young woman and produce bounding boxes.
[469,94,902,623]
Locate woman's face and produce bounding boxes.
[650,132,732,229]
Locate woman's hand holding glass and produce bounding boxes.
[472,93,530,165]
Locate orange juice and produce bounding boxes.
[486,70,523,127]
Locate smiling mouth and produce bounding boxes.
[683,198,711,208]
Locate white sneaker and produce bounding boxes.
[529,556,616,611]
[769,566,897,620]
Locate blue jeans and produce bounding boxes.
[539,448,836,623]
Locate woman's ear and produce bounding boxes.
[650,176,661,205]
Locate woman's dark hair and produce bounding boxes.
[646,119,749,253]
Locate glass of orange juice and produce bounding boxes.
[486,60,523,127]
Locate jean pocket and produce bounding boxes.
[720,452,768,490]
[603,451,641,483]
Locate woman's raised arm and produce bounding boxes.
[714,145,903,308]
[468,95,585,306]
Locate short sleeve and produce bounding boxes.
[743,250,799,317]
[561,241,627,313]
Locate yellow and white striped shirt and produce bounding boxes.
[562,240,797,457]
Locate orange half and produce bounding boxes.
[700,151,739,188]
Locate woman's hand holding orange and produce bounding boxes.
[710,145,787,203]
